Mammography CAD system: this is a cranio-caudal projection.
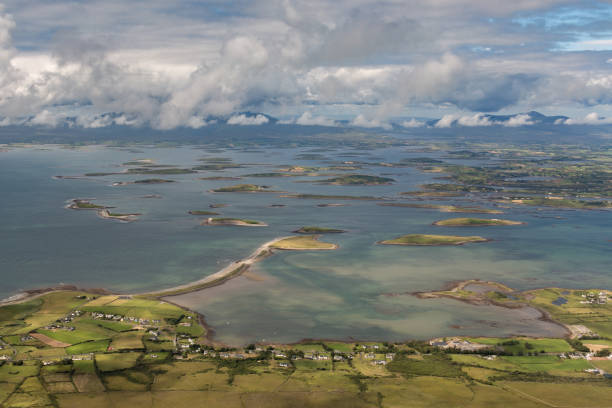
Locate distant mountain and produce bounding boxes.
[483,111,569,125]
[425,111,569,127]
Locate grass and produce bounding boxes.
[96,352,142,372]
[36,327,110,345]
[66,339,110,354]
[271,236,337,250]
[387,354,464,378]
[433,218,523,226]
[81,298,184,321]
[379,234,489,246]
[466,337,572,354]
[109,331,144,351]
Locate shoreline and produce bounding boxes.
[0,252,591,346]
[412,279,572,337]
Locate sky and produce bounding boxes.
[1,0,612,129]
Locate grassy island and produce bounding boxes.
[316,174,395,185]
[281,193,380,200]
[126,168,195,175]
[293,226,346,234]
[270,235,338,250]
[241,172,298,178]
[67,199,107,210]
[379,234,489,246]
[201,217,267,227]
[506,197,612,209]
[133,178,175,184]
[97,209,141,222]
[211,184,271,193]
[378,203,503,214]
[188,210,220,216]
[433,218,524,227]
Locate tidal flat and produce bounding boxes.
[0,143,610,346]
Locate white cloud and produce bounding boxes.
[504,113,534,127]
[294,111,336,126]
[456,113,492,127]
[0,1,610,129]
[350,114,391,129]
[562,112,612,125]
[400,118,425,128]
[227,113,269,125]
[434,114,457,128]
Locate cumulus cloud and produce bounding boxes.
[400,118,426,128]
[227,113,270,125]
[504,113,534,127]
[561,112,612,125]
[0,1,611,129]
[294,111,336,126]
[350,114,391,129]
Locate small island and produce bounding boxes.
[201,217,267,227]
[188,210,220,215]
[315,174,395,185]
[293,226,346,234]
[377,203,503,214]
[433,218,524,227]
[97,209,141,222]
[210,184,272,193]
[112,178,175,186]
[270,235,338,250]
[379,234,489,246]
[281,194,379,200]
[66,199,109,210]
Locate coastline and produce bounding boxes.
[412,279,572,337]
[1,248,593,346]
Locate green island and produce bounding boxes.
[378,203,503,213]
[198,176,242,181]
[210,184,272,193]
[134,179,175,184]
[240,172,298,178]
[293,226,346,234]
[315,174,395,185]
[400,191,462,197]
[270,235,338,250]
[66,199,108,210]
[0,284,610,408]
[433,218,524,227]
[201,218,267,227]
[281,193,380,200]
[192,164,242,171]
[97,210,141,223]
[503,197,612,209]
[188,210,220,216]
[379,234,489,246]
[126,168,196,175]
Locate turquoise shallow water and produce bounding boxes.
[0,144,610,344]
